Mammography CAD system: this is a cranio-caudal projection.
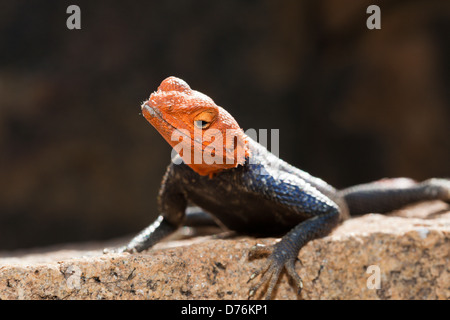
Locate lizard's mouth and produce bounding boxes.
[141,100,179,133]
[141,100,206,150]
[141,101,163,120]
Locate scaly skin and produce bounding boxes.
[115,76,450,299]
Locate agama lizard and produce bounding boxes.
[115,76,450,299]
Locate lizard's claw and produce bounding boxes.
[248,243,303,300]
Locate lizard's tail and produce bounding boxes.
[338,178,450,216]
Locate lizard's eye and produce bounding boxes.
[194,120,209,129]
[193,111,216,129]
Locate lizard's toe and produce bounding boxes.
[285,259,303,294]
[248,243,302,299]
[248,243,273,259]
[248,257,282,300]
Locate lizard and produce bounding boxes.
[114,76,450,299]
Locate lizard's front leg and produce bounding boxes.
[119,215,179,253]
[113,166,188,253]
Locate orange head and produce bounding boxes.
[141,76,249,176]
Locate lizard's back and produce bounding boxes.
[169,138,338,235]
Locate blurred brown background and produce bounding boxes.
[0,0,449,250]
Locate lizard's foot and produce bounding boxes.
[423,178,450,202]
[102,246,134,254]
[247,243,303,300]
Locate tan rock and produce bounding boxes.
[0,201,449,300]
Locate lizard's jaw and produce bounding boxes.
[141,99,195,140]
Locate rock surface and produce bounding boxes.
[0,201,449,300]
